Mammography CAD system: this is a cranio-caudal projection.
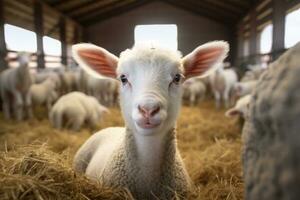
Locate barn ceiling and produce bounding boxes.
[42,0,258,26]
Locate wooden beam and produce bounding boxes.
[59,16,67,66]
[78,0,134,22]
[0,0,7,71]
[162,0,234,26]
[82,0,152,25]
[202,0,245,15]
[69,0,120,17]
[182,0,239,20]
[34,0,45,69]
[57,0,94,12]
[272,0,286,57]
[249,8,258,61]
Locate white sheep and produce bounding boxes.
[29,78,58,117]
[183,78,206,106]
[0,53,32,120]
[232,80,257,98]
[242,42,300,200]
[225,94,251,119]
[86,75,118,106]
[49,92,109,131]
[209,65,238,109]
[72,41,229,199]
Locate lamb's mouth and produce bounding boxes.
[136,121,161,129]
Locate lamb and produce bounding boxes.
[209,65,238,108]
[232,80,257,98]
[49,92,109,131]
[29,78,58,117]
[241,66,265,82]
[242,42,300,200]
[183,78,206,106]
[0,53,32,120]
[72,41,229,199]
[86,75,118,106]
[225,94,251,119]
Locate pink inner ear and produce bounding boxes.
[227,109,240,117]
[78,50,117,77]
[185,48,223,77]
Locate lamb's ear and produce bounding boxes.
[72,43,119,79]
[225,108,240,117]
[182,41,229,79]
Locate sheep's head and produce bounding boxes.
[72,41,228,135]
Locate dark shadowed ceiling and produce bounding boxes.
[42,0,258,26]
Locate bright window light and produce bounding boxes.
[285,8,300,48]
[4,24,37,52]
[243,39,250,57]
[134,24,178,50]
[259,24,273,54]
[43,36,61,56]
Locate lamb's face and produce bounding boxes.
[117,49,183,135]
[72,41,229,135]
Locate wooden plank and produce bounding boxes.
[82,0,154,25]
[69,0,120,17]
[34,0,45,69]
[202,0,245,15]
[59,16,67,65]
[182,0,239,19]
[78,0,134,22]
[272,0,286,54]
[0,0,7,70]
[57,0,94,12]
[249,9,258,58]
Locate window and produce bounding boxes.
[4,24,37,52]
[259,24,273,54]
[243,39,250,57]
[134,24,178,50]
[43,36,61,56]
[285,7,300,48]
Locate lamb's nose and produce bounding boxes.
[138,104,161,118]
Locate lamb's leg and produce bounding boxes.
[71,116,85,131]
[73,132,103,173]
[51,110,63,129]
[25,92,33,119]
[214,91,221,109]
[1,91,11,120]
[189,93,196,106]
[223,89,230,108]
[13,91,24,121]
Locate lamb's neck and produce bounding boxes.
[125,128,176,179]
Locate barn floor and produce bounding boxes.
[0,100,243,200]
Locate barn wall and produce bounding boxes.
[85,1,232,59]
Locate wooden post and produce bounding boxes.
[59,16,67,66]
[249,9,258,64]
[0,0,7,71]
[272,0,286,59]
[34,0,45,69]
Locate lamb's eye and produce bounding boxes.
[120,74,128,85]
[173,74,182,84]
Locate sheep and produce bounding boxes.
[49,92,109,131]
[29,78,58,117]
[182,78,206,106]
[72,41,229,199]
[242,42,300,200]
[33,71,62,93]
[232,80,257,98]
[241,66,265,82]
[0,53,32,120]
[209,65,238,109]
[225,94,251,119]
[86,75,118,106]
